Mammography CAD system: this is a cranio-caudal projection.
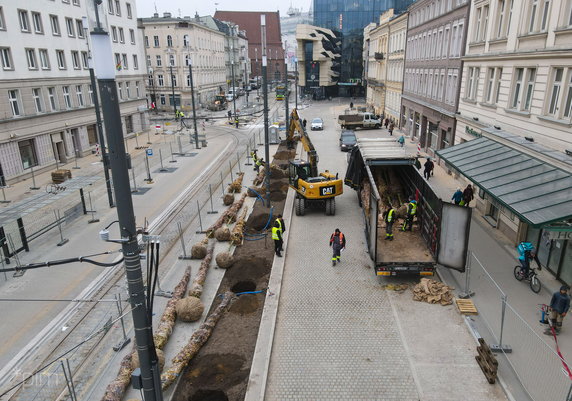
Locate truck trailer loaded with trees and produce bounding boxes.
[345,138,471,276]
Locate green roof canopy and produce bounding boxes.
[436,137,572,227]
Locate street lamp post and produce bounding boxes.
[255,48,259,98]
[83,20,114,208]
[86,2,162,400]
[148,67,157,112]
[186,51,200,148]
[261,14,271,206]
[231,45,238,128]
[294,57,298,109]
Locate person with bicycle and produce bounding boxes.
[547,286,570,335]
[517,241,541,279]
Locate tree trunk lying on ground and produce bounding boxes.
[206,193,246,237]
[161,292,234,389]
[253,168,266,186]
[231,207,248,245]
[227,172,244,193]
[101,350,133,401]
[188,245,214,298]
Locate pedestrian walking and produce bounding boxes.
[302,119,307,129]
[389,122,395,136]
[462,184,474,207]
[350,101,354,109]
[397,135,405,147]
[424,158,434,180]
[384,118,389,129]
[452,188,463,205]
[272,220,283,257]
[383,205,396,241]
[401,198,417,231]
[227,110,232,121]
[545,286,570,335]
[329,228,346,266]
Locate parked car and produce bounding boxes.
[225,93,235,102]
[311,117,324,130]
[339,130,357,151]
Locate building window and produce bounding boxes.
[56,50,66,69]
[50,15,60,35]
[129,29,135,44]
[32,88,44,112]
[169,54,175,66]
[115,0,121,16]
[160,94,166,105]
[474,5,489,42]
[19,140,38,169]
[81,51,88,69]
[167,35,173,47]
[39,49,50,69]
[527,0,551,33]
[72,0,80,5]
[118,82,123,99]
[511,68,524,108]
[146,55,151,67]
[186,74,191,86]
[568,2,572,27]
[76,85,84,107]
[32,12,43,34]
[132,54,138,69]
[19,9,30,32]
[107,0,114,14]
[63,86,72,108]
[485,67,503,104]
[71,51,80,69]
[126,2,132,18]
[88,84,94,104]
[466,67,480,100]
[157,74,164,86]
[523,68,536,111]
[122,53,128,69]
[153,35,159,47]
[183,34,189,47]
[510,67,536,111]
[126,82,131,98]
[119,27,124,43]
[135,81,140,97]
[65,17,75,37]
[8,90,22,116]
[171,74,177,86]
[26,48,38,69]
[156,55,162,67]
[111,26,117,42]
[0,7,5,31]
[48,87,58,111]
[548,68,564,116]
[115,53,121,70]
[76,19,84,38]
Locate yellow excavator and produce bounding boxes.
[286,108,343,215]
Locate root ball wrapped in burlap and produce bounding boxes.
[176,296,205,322]
[228,172,244,193]
[214,226,231,241]
[223,193,235,206]
[131,348,166,371]
[216,252,234,269]
[190,237,209,259]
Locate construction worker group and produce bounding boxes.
[250,149,264,172]
[384,197,417,241]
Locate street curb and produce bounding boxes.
[436,268,517,401]
[244,148,298,401]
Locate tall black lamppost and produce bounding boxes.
[255,47,260,98]
[261,14,270,205]
[148,67,157,112]
[294,56,298,109]
[86,1,162,400]
[167,49,177,117]
[82,19,114,208]
[186,49,199,148]
[231,44,238,128]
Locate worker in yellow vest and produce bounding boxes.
[272,220,283,257]
[384,205,396,241]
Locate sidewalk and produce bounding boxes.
[247,100,508,400]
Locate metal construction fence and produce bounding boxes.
[0,100,285,401]
[462,252,572,401]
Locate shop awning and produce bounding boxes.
[436,137,572,227]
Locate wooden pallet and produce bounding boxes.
[455,298,478,315]
[476,338,498,384]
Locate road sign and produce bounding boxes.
[146,149,153,156]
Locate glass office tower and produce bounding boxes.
[313,0,414,96]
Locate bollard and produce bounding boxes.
[237,152,242,173]
[195,200,207,234]
[29,165,40,190]
[178,222,192,259]
[207,184,218,214]
[55,210,69,245]
[159,149,167,171]
[87,192,100,223]
[112,293,131,351]
[144,152,153,183]
[169,142,177,163]
[229,161,234,184]
[135,133,140,149]
[459,250,475,299]
[131,164,138,193]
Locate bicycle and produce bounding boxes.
[514,265,542,293]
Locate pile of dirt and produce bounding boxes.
[229,295,260,315]
[269,191,286,201]
[273,150,293,160]
[247,212,271,232]
[269,180,289,192]
[412,278,454,305]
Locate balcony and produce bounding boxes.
[374,52,384,60]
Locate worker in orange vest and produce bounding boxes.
[329,228,346,266]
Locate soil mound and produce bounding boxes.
[269,180,289,192]
[247,212,271,231]
[230,255,270,279]
[229,295,260,315]
[231,280,256,293]
[190,390,228,401]
[269,191,286,201]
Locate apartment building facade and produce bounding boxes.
[402,0,470,155]
[140,13,226,112]
[0,0,148,183]
[364,9,408,122]
[447,0,572,282]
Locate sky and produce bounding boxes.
[135,0,312,19]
